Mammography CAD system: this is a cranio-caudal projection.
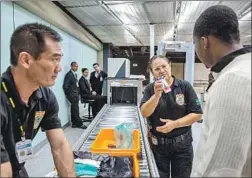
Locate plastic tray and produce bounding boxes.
[90,128,140,155]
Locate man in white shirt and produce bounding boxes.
[192,5,251,177]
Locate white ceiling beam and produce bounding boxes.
[173,1,182,41]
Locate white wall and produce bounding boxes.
[170,62,210,82]
[1,1,97,147]
[194,63,210,81]
[171,63,184,79]
[97,50,103,69]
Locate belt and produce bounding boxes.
[150,130,191,145]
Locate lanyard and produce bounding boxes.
[1,81,26,140]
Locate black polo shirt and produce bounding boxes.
[140,77,203,138]
[0,67,62,175]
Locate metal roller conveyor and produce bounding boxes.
[72,104,160,177]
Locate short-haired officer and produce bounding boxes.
[1,23,75,177]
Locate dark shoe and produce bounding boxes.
[72,123,87,129]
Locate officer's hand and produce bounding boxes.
[156,118,178,133]
[92,91,97,95]
[154,80,163,98]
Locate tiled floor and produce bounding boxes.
[25,122,202,177]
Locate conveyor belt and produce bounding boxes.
[73,104,159,177]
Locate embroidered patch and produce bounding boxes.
[33,111,45,129]
[176,94,185,105]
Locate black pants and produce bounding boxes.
[84,95,106,117]
[70,101,82,126]
[151,131,193,178]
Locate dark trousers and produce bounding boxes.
[151,131,193,178]
[70,101,82,126]
[84,95,106,117]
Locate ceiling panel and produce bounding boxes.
[145,2,174,23]
[240,11,251,21]
[104,1,135,5]
[221,1,251,16]
[179,1,219,23]
[155,23,174,39]
[177,23,194,35]
[108,3,150,24]
[59,1,251,47]
[86,26,110,36]
[101,26,131,36]
[155,36,173,44]
[60,1,99,7]
[126,24,150,35]
[67,6,120,26]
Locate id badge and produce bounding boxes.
[151,136,158,145]
[100,77,103,82]
[15,139,33,163]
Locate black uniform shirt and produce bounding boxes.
[140,76,203,138]
[0,67,62,174]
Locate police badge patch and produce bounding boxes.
[176,94,185,105]
[33,111,45,129]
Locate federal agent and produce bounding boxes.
[140,55,202,177]
[1,23,75,177]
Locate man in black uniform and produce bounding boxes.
[63,62,86,129]
[79,68,106,117]
[90,63,107,95]
[140,55,202,177]
[1,23,75,177]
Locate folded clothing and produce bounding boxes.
[74,151,134,178]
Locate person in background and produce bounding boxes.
[90,63,107,95]
[79,68,106,117]
[1,23,75,177]
[192,5,251,177]
[140,55,203,177]
[63,62,86,129]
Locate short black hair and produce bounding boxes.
[10,22,62,66]
[193,5,240,44]
[148,55,170,72]
[81,68,88,73]
[71,61,77,66]
[93,63,99,67]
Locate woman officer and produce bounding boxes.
[140,55,202,178]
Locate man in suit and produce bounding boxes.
[90,63,107,95]
[79,68,106,117]
[63,62,86,129]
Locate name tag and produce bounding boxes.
[15,139,33,163]
[100,77,103,82]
